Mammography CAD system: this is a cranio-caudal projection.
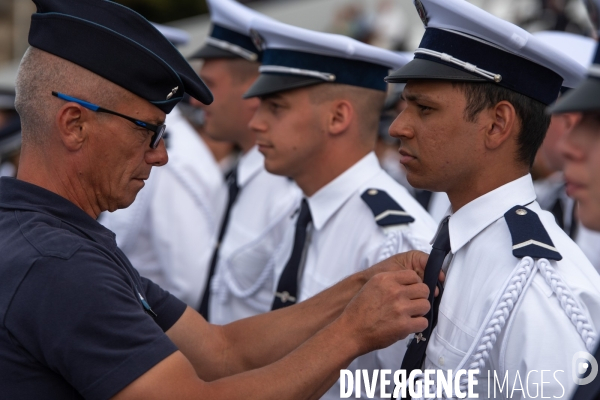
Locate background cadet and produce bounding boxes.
[188,0,302,323]
[549,6,600,398]
[244,17,437,399]
[530,30,600,273]
[99,25,228,307]
[386,0,600,398]
[0,1,433,398]
[0,88,20,178]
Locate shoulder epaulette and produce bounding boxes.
[504,205,562,261]
[361,188,415,227]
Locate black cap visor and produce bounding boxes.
[243,74,325,99]
[189,44,241,61]
[547,78,600,114]
[385,58,487,84]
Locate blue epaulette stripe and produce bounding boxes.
[504,205,562,261]
[361,188,415,227]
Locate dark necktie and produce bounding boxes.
[550,197,565,230]
[271,199,312,311]
[198,167,240,319]
[399,216,451,400]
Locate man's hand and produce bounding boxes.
[335,269,430,355]
[365,250,429,280]
[362,250,444,296]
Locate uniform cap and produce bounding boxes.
[385,0,587,105]
[29,0,213,113]
[189,0,264,62]
[548,0,600,113]
[243,18,411,98]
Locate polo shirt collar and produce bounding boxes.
[0,177,117,250]
[307,152,381,231]
[237,145,264,188]
[448,174,537,254]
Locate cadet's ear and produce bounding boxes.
[55,103,90,151]
[483,100,518,151]
[328,99,354,136]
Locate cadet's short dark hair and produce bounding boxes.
[452,82,551,167]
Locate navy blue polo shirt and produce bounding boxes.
[0,177,187,399]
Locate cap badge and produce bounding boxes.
[250,29,265,51]
[414,0,429,27]
[166,86,179,100]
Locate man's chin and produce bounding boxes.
[264,159,289,178]
[406,173,439,192]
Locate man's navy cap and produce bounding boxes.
[548,0,600,114]
[189,0,264,62]
[385,0,586,106]
[243,18,410,99]
[28,0,213,113]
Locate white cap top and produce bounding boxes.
[412,0,587,89]
[249,16,409,70]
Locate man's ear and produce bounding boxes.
[328,99,354,136]
[484,100,518,151]
[55,104,89,151]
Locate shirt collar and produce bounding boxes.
[237,146,264,188]
[307,152,381,231]
[448,174,537,254]
[0,177,117,250]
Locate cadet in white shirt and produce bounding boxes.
[550,6,600,396]
[244,17,437,399]
[100,29,227,307]
[386,0,600,399]
[189,0,302,322]
[531,31,600,273]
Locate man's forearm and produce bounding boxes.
[220,270,367,375]
[205,317,360,400]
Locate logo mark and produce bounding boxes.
[166,86,179,100]
[572,351,598,385]
[414,0,429,27]
[250,29,265,51]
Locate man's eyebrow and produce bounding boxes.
[403,92,428,102]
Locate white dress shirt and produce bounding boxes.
[272,152,437,399]
[100,107,227,306]
[208,146,302,324]
[424,174,600,399]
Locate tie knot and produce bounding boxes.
[297,199,312,229]
[432,216,451,253]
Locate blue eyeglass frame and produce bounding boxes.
[51,91,166,149]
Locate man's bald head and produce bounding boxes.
[307,83,386,144]
[15,47,131,147]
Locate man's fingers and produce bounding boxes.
[401,281,429,300]
[404,316,428,337]
[390,269,423,285]
[408,298,431,317]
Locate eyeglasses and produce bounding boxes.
[51,92,166,149]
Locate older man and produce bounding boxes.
[0,1,431,399]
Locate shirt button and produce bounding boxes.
[439,356,445,366]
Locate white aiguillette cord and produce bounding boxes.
[409,256,597,399]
